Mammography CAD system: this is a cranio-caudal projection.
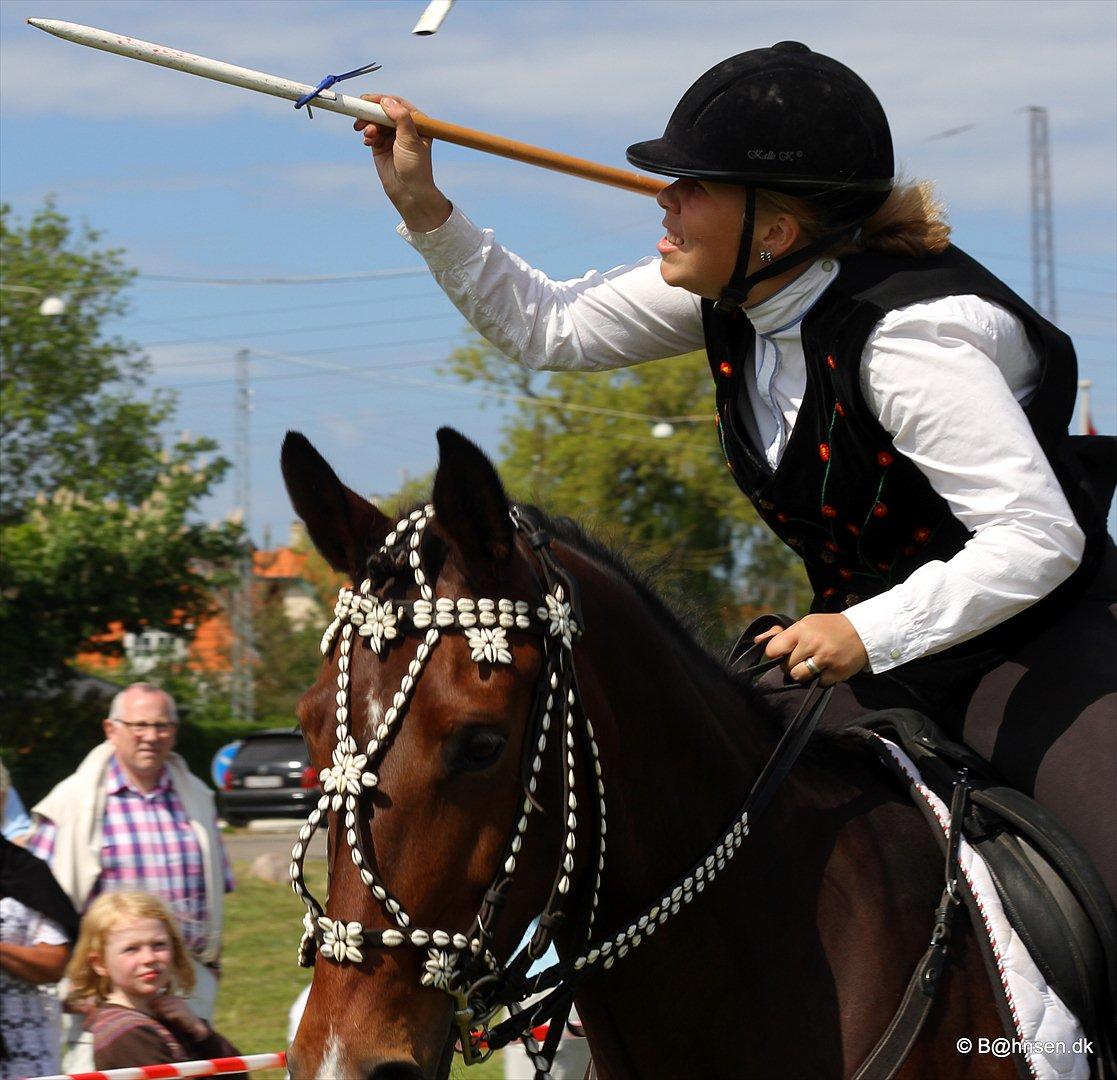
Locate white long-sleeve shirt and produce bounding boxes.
[398,207,1085,673]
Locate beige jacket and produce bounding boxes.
[31,741,226,963]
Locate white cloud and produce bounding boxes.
[5,0,1112,220]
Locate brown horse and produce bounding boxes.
[281,427,1007,1080]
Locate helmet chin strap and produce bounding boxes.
[715,187,853,313]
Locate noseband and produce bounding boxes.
[291,503,830,1077]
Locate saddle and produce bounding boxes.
[854,708,1117,1076]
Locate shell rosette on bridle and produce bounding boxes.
[421,947,458,990]
[538,585,579,650]
[465,625,513,664]
[320,734,376,811]
[320,917,365,964]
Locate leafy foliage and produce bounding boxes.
[1,200,172,521]
[0,200,243,755]
[252,580,325,727]
[440,336,810,647]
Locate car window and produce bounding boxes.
[234,735,308,767]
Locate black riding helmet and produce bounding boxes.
[627,42,894,310]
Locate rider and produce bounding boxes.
[353,42,1117,906]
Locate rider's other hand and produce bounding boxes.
[756,614,869,686]
[353,93,452,233]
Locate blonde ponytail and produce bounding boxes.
[756,177,951,259]
[858,181,951,257]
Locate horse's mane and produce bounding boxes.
[524,508,863,762]
[536,510,754,691]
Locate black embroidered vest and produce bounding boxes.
[704,246,1107,699]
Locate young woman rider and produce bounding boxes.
[352,42,1116,906]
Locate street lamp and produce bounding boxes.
[0,284,67,317]
[38,294,67,316]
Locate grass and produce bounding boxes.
[215,861,505,1079]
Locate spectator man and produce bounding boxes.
[26,683,233,1070]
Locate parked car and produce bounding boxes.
[219,729,320,826]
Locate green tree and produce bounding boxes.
[289,524,348,613]
[0,200,174,521]
[252,580,325,727]
[0,201,243,783]
[441,336,810,646]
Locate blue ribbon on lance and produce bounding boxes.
[295,61,382,117]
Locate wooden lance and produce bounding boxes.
[26,19,666,198]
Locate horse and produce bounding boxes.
[281,427,1008,1080]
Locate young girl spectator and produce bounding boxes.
[65,892,241,1071]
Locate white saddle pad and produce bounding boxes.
[872,734,1090,1079]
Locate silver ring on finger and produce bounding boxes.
[804,656,822,678]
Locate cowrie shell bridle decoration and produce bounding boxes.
[290,504,754,1076]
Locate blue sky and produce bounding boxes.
[2,0,1114,545]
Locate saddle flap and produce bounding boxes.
[855,709,1117,1066]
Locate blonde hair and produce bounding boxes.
[0,760,9,824]
[757,178,951,259]
[65,892,195,1007]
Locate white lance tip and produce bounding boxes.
[412,0,454,35]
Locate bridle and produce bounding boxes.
[290,502,832,1078]
[290,502,602,1072]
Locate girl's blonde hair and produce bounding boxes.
[757,178,952,259]
[65,892,195,1007]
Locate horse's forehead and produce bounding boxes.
[370,627,541,713]
[431,529,541,595]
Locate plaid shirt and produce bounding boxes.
[26,757,234,955]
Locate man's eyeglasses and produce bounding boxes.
[112,719,178,736]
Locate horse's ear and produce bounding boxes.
[281,431,390,577]
[432,428,514,564]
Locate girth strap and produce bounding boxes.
[852,772,970,1080]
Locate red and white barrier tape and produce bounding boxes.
[30,1050,286,1080]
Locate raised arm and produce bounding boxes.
[355,95,704,372]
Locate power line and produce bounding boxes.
[968,249,1115,278]
[243,345,711,426]
[138,309,462,348]
[136,266,432,286]
[164,332,466,365]
[125,287,443,327]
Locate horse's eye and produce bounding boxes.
[453,728,507,772]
